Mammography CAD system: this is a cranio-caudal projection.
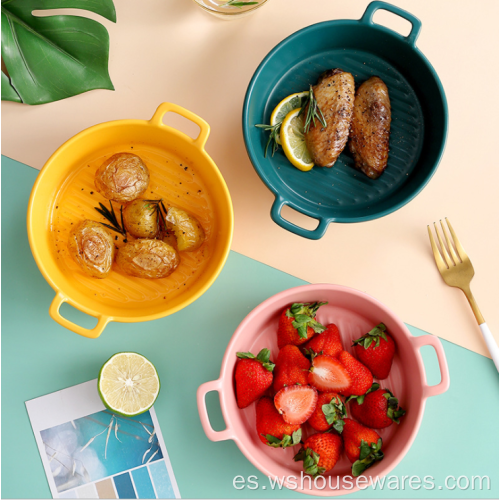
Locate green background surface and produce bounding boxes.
[2,156,499,499]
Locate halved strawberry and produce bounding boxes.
[308,354,351,392]
[274,385,318,425]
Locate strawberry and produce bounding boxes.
[234,348,274,409]
[349,383,406,428]
[352,323,395,379]
[274,385,318,425]
[277,302,327,349]
[294,433,343,477]
[308,354,351,392]
[303,323,343,359]
[337,351,373,397]
[308,392,346,432]
[256,397,302,448]
[273,345,310,392]
[341,418,384,477]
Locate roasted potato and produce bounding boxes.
[68,220,116,278]
[123,200,159,239]
[94,153,150,202]
[165,206,205,252]
[116,239,180,279]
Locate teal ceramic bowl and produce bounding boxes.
[243,1,448,240]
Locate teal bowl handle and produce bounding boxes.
[271,196,330,240]
[360,1,422,46]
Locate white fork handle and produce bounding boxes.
[479,323,499,371]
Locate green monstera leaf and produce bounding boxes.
[1,0,116,104]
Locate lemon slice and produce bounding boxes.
[271,91,308,145]
[98,352,160,417]
[280,108,315,172]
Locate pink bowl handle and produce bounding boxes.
[411,335,450,398]
[197,380,235,442]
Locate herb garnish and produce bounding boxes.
[221,0,259,7]
[94,201,127,242]
[142,199,170,235]
[300,85,327,133]
[254,122,281,157]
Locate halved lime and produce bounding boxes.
[271,91,308,145]
[98,352,160,417]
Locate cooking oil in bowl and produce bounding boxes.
[51,144,216,313]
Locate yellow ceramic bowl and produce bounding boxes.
[27,103,234,339]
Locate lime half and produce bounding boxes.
[98,352,160,417]
[271,91,308,145]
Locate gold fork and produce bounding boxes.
[428,218,499,370]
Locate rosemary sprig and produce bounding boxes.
[221,0,259,7]
[255,122,281,157]
[94,201,127,241]
[141,199,170,236]
[300,85,327,133]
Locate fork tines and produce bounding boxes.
[427,217,467,270]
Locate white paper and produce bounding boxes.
[26,380,180,499]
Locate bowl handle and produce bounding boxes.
[197,380,235,442]
[360,1,422,46]
[149,102,211,150]
[411,334,450,398]
[271,196,330,240]
[49,292,111,339]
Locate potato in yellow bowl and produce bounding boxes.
[68,220,116,278]
[116,239,180,279]
[95,153,150,202]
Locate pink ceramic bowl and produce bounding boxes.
[197,284,449,496]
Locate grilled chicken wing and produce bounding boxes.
[349,76,391,179]
[304,69,355,167]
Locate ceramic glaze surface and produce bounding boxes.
[198,284,450,496]
[243,1,448,239]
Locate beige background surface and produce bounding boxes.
[2,0,498,357]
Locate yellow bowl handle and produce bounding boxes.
[149,102,210,150]
[49,292,111,339]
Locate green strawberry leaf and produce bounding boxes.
[294,314,311,324]
[237,349,274,371]
[256,348,271,363]
[236,351,256,359]
[292,429,302,445]
[302,348,319,362]
[352,439,384,477]
[322,395,346,426]
[1,0,116,105]
[294,447,325,477]
[332,419,345,433]
[264,428,301,448]
[310,319,326,334]
[287,302,327,338]
[383,390,406,424]
[346,383,380,405]
[352,323,388,350]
